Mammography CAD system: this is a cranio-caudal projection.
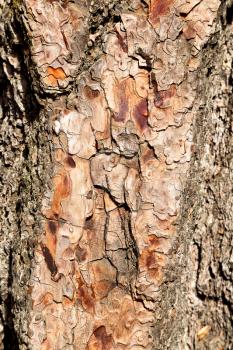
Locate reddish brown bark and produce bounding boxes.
[1,0,232,349]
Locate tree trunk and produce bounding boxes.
[0,0,232,349]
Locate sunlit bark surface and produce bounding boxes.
[1,0,232,349]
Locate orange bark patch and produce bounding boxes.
[62,296,75,307]
[133,99,148,131]
[92,281,116,301]
[149,0,174,25]
[44,67,66,86]
[77,278,95,314]
[51,171,71,218]
[39,292,53,308]
[56,172,71,197]
[47,66,66,80]
[140,249,165,281]
[145,251,156,269]
[147,235,171,254]
[91,260,117,300]
[88,326,114,350]
[148,235,164,249]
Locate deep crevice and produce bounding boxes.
[3,249,20,350]
[226,2,233,25]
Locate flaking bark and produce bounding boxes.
[0,0,232,349]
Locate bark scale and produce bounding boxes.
[0,0,232,349]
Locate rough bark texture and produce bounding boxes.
[152,2,233,349]
[181,4,233,348]
[0,0,232,349]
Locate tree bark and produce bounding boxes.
[0,0,232,349]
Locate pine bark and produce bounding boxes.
[0,0,232,349]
